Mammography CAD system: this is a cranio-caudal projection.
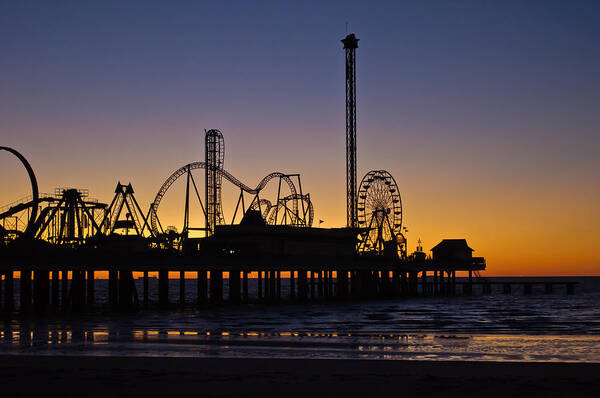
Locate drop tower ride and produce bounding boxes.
[342,33,359,228]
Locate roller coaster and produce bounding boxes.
[149,129,314,240]
[0,130,314,248]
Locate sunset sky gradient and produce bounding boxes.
[1,1,599,275]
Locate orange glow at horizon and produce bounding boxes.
[1,2,600,279]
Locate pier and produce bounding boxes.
[0,254,576,314]
[0,143,577,315]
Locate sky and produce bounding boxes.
[1,1,599,276]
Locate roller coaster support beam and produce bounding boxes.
[183,167,191,238]
[274,176,282,224]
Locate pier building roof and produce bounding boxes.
[431,239,474,253]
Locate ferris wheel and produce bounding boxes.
[356,170,402,254]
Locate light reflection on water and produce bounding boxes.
[1,327,600,362]
[0,277,599,362]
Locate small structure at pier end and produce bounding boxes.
[430,239,486,270]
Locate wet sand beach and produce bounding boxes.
[0,355,598,397]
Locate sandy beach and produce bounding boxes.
[0,355,598,397]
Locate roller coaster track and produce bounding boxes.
[0,197,58,220]
[266,194,314,227]
[250,199,273,219]
[0,197,58,236]
[150,162,299,235]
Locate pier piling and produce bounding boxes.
[51,271,59,308]
[109,270,118,308]
[230,271,241,303]
[4,272,13,311]
[180,271,185,306]
[33,269,49,312]
[276,271,281,301]
[298,271,307,301]
[243,271,249,301]
[143,271,149,307]
[87,270,94,306]
[20,269,32,312]
[61,271,69,310]
[209,271,222,303]
[257,271,263,299]
[158,270,168,306]
[198,270,208,303]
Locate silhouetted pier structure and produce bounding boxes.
[0,198,576,313]
[0,264,577,314]
[0,229,578,314]
[0,174,573,314]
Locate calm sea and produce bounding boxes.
[1,276,599,362]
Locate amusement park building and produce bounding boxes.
[196,210,363,259]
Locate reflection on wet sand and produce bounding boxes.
[2,277,599,362]
[2,326,599,362]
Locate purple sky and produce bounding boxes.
[1,1,599,274]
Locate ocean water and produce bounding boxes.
[0,276,599,362]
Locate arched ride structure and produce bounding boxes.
[0,146,39,239]
[32,189,107,245]
[100,182,155,237]
[266,193,314,227]
[0,187,106,245]
[356,170,405,257]
[150,128,313,239]
[0,146,151,245]
[150,163,314,237]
